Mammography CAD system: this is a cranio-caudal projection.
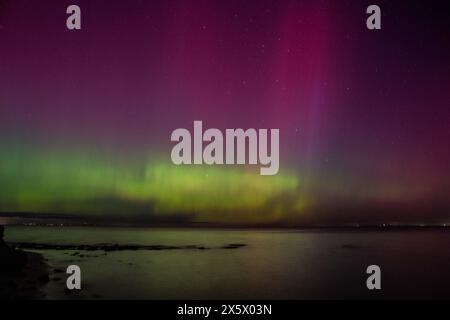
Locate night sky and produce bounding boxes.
[0,0,449,225]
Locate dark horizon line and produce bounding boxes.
[1,211,449,230]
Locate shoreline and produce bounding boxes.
[3,225,450,299]
[0,225,49,299]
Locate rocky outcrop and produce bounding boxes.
[0,225,28,274]
[9,241,247,251]
[0,225,48,299]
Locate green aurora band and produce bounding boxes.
[0,147,302,224]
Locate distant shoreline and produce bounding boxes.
[3,223,450,231]
[1,212,450,230]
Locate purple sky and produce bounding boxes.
[0,0,449,224]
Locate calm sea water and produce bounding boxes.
[5,226,450,299]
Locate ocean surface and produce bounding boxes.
[5,226,450,299]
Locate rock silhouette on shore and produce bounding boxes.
[0,225,28,274]
[0,225,49,299]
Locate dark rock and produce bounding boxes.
[221,243,246,249]
[0,225,28,275]
[38,275,50,283]
[0,226,50,299]
[6,239,248,252]
[65,288,79,295]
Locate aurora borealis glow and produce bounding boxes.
[0,146,299,223]
[0,0,449,225]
